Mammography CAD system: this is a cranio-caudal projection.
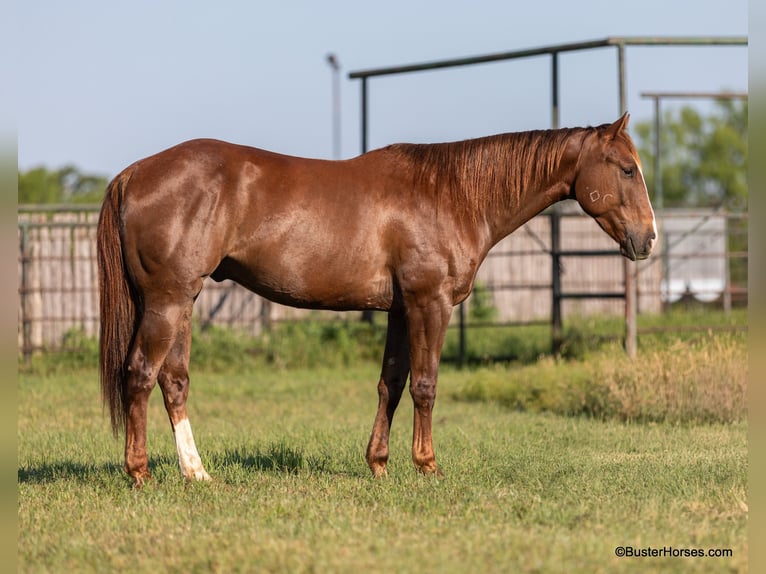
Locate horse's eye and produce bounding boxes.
[622,167,635,178]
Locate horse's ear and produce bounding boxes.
[606,112,630,139]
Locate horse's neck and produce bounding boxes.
[483,167,577,253]
[482,132,583,249]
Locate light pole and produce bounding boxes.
[326,53,341,160]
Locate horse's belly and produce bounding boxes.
[212,252,394,312]
[261,278,393,311]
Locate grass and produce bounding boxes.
[450,332,747,424]
[18,324,748,572]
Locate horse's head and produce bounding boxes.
[573,113,656,261]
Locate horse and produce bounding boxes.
[97,112,656,486]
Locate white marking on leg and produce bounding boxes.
[173,417,211,481]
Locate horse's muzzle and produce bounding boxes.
[621,227,656,261]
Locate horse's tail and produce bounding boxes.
[97,169,137,436]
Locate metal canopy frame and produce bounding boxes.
[349,36,746,152]
[348,36,747,357]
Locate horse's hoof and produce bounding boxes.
[131,472,151,489]
[416,464,444,478]
[183,468,212,482]
[370,465,388,479]
[193,469,212,481]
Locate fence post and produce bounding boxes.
[260,298,272,333]
[723,212,732,314]
[458,301,466,367]
[19,224,31,363]
[624,260,637,358]
[550,211,563,355]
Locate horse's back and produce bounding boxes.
[112,139,413,310]
[113,139,272,296]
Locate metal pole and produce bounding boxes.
[550,213,563,355]
[458,301,466,367]
[359,77,375,323]
[653,96,663,210]
[326,53,342,160]
[360,77,368,154]
[616,41,637,358]
[551,51,559,129]
[652,96,670,312]
[624,262,638,358]
[549,52,563,355]
[616,42,626,114]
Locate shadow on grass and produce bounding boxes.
[212,443,367,478]
[18,454,184,486]
[214,444,305,474]
[19,444,366,485]
[18,460,131,485]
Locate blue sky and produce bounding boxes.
[17,0,748,176]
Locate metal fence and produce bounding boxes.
[17,205,746,359]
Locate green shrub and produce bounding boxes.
[20,309,747,384]
[468,282,498,322]
[190,319,387,371]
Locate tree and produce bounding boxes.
[634,99,748,290]
[18,166,108,204]
[633,99,748,211]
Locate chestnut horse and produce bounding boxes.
[98,113,655,486]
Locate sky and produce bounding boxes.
[16,0,748,177]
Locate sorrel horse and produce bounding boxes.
[98,113,655,486]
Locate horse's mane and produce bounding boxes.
[388,126,597,221]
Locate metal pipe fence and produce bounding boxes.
[17,206,746,361]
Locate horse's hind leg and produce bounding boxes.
[366,309,410,477]
[123,302,185,487]
[157,306,211,482]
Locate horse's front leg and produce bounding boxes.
[366,308,410,477]
[405,293,452,475]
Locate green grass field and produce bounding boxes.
[18,322,747,573]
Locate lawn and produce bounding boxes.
[18,334,747,572]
